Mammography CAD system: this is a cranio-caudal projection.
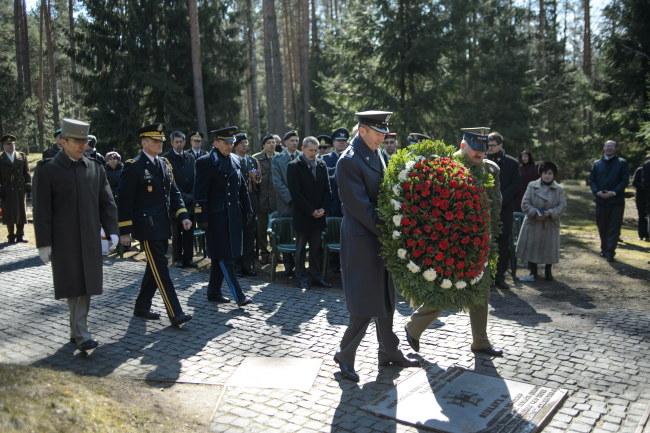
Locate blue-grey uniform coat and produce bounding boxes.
[336,134,393,318]
[194,148,253,259]
[32,151,118,300]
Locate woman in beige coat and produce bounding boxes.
[516,161,567,281]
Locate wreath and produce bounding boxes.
[379,140,499,310]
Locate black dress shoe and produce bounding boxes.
[236,296,253,307]
[298,282,311,290]
[404,325,420,352]
[171,313,192,327]
[494,279,510,290]
[241,269,257,276]
[134,309,161,320]
[472,345,504,357]
[334,354,359,382]
[16,237,28,243]
[78,339,99,351]
[208,295,230,303]
[184,261,198,268]
[313,278,333,288]
[378,354,420,368]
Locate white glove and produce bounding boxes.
[109,234,119,251]
[38,246,52,264]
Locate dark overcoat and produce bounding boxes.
[32,151,118,299]
[117,152,189,240]
[287,155,331,233]
[161,149,196,214]
[0,151,31,225]
[336,135,393,318]
[194,149,253,259]
[105,162,123,200]
[323,151,343,216]
[589,155,629,207]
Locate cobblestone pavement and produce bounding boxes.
[1,243,649,433]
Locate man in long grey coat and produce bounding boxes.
[334,111,419,383]
[32,118,118,352]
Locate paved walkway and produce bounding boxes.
[1,243,649,432]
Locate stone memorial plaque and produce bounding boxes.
[227,357,322,392]
[363,367,568,433]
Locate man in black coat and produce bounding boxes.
[118,123,193,327]
[41,128,64,159]
[486,132,520,289]
[287,136,332,290]
[162,131,197,268]
[233,132,259,277]
[588,140,629,262]
[194,126,254,307]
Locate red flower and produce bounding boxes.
[407,239,417,247]
[444,211,454,220]
[434,222,444,231]
[450,179,459,188]
[439,239,450,250]
[424,258,433,265]
[403,182,411,190]
[412,249,423,258]
[445,257,455,266]
[435,252,444,261]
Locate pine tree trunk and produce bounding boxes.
[582,0,591,78]
[43,0,59,127]
[244,0,261,149]
[69,0,77,97]
[300,0,310,135]
[37,3,45,148]
[188,0,208,139]
[263,0,285,133]
[14,0,25,91]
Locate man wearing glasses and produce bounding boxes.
[486,131,520,290]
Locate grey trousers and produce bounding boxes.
[67,295,92,345]
[337,314,401,365]
[405,299,492,351]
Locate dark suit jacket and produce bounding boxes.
[162,149,196,213]
[287,155,331,233]
[117,151,189,240]
[322,151,343,216]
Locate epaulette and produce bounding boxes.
[124,158,136,164]
[161,156,175,183]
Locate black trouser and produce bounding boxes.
[208,258,246,303]
[136,240,184,319]
[496,208,513,280]
[171,215,195,264]
[635,197,648,239]
[236,216,257,272]
[596,203,624,257]
[6,223,25,240]
[337,314,401,365]
[295,229,323,284]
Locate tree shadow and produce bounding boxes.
[489,286,553,326]
[607,259,650,281]
[533,281,597,310]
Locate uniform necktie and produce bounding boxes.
[377,149,386,173]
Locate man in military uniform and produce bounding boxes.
[233,132,259,276]
[382,132,398,156]
[271,130,301,275]
[118,123,193,327]
[194,126,253,307]
[189,131,207,159]
[316,135,332,157]
[407,132,432,145]
[322,127,349,218]
[84,135,106,165]
[334,111,419,383]
[252,134,278,265]
[162,131,197,268]
[42,128,64,159]
[32,118,118,352]
[404,129,504,357]
[0,134,31,243]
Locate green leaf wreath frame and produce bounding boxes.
[379,140,500,310]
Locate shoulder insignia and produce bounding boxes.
[125,159,136,164]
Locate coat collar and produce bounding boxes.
[351,134,383,174]
[54,149,90,168]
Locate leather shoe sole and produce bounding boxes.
[78,339,99,351]
[236,296,252,307]
[472,346,504,357]
[208,295,230,303]
[171,313,192,327]
[334,354,359,382]
[134,310,161,320]
[404,325,420,352]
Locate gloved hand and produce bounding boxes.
[109,234,119,251]
[38,246,52,264]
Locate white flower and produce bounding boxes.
[441,279,453,289]
[391,199,401,211]
[392,185,401,195]
[392,214,402,227]
[398,170,409,182]
[422,268,437,281]
[483,261,488,268]
[392,231,401,239]
[407,261,420,273]
[397,249,407,259]
[405,160,416,171]
[455,280,467,289]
